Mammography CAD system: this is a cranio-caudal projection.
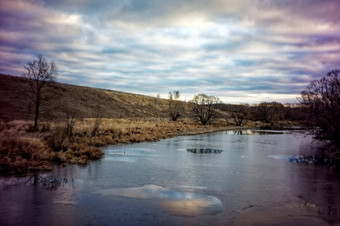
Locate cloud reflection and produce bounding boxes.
[95,184,223,216]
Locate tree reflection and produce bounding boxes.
[186,149,223,154]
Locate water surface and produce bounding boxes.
[1,130,340,225]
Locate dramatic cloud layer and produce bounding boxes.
[1,0,340,103]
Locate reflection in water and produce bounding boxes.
[268,154,329,164]
[186,149,223,154]
[95,184,223,216]
[104,147,159,162]
[0,174,74,190]
[231,130,290,135]
[179,185,207,191]
[1,130,340,225]
[104,156,138,163]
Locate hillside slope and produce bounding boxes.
[0,74,172,121]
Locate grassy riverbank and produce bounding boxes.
[0,118,258,174]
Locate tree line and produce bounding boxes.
[168,91,304,126]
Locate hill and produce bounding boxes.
[0,74,173,121]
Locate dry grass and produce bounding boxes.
[0,120,104,174]
[0,121,51,173]
[0,118,254,174]
[73,117,235,145]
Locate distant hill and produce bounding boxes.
[0,74,174,121]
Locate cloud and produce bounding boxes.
[1,0,340,103]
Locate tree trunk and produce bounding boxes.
[34,101,39,131]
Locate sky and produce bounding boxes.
[1,0,340,103]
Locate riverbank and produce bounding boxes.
[0,118,258,174]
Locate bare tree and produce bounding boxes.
[155,93,160,105]
[252,101,283,123]
[22,55,58,131]
[300,70,340,147]
[168,90,184,121]
[64,111,77,142]
[230,104,249,126]
[91,105,103,137]
[47,110,78,152]
[191,94,220,125]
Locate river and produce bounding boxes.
[1,130,340,225]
